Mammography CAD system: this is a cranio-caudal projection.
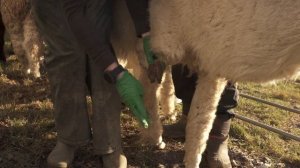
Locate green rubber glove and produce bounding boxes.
[143,36,166,83]
[143,36,156,65]
[116,71,149,128]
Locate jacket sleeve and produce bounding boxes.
[125,0,150,37]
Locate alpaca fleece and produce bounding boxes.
[1,0,43,77]
[149,0,300,167]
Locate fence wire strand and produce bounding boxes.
[233,92,300,142]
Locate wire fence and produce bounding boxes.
[231,92,300,142]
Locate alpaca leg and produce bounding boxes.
[159,65,176,120]
[22,11,43,78]
[0,1,28,67]
[121,50,164,148]
[2,17,27,67]
[138,66,165,149]
[184,75,226,168]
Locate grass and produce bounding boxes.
[230,82,300,166]
[0,56,53,167]
[0,56,299,167]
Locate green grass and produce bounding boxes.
[230,82,300,166]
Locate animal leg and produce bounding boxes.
[184,74,226,168]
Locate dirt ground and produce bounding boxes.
[0,57,299,168]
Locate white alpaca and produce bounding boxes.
[149,0,300,167]
[1,0,44,78]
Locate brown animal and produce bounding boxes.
[0,0,43,77]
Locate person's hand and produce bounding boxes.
[116,71,149,128]
[142,36,166,83]
[147,59,166,83]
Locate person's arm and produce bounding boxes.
[125,0,166,83]
[125,0,150,37]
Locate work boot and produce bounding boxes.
[201,114,232,168]
[205,136,231,168]
[163,115,187,138]
[102,150,127,168]
[47,141,77,168]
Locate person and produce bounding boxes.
[32,0,149,167]
[125,2,239,167]
[164,65,238,168]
